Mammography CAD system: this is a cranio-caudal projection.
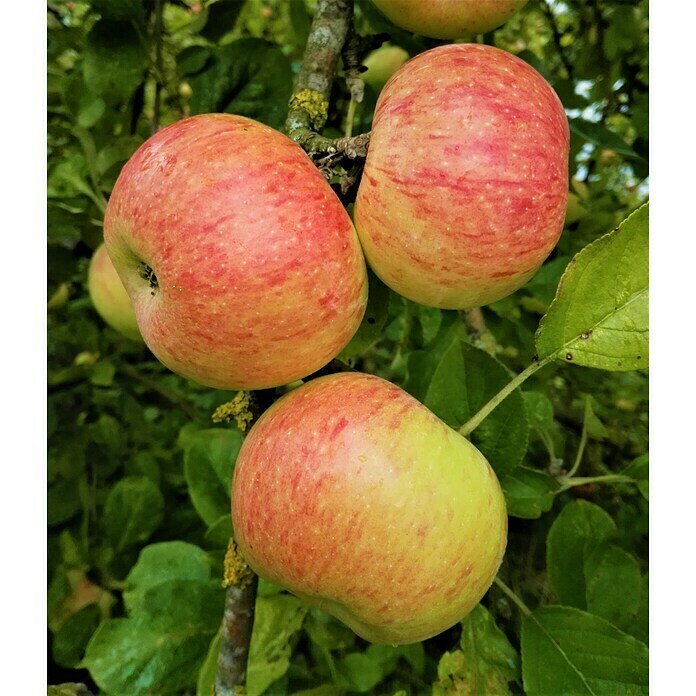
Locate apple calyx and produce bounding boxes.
[136,262,159,295]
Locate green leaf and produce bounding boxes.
[521,606,648,695]
[52,603,101,668]
[535,203,649,371]
[546,501,616,608]
[569,118,641,159]
[47,686,94,696]
[247,594,308,696]
[184,428,243,526]
[337,652,384,693]
[583,395,609,440]
[623,454,648,500]
[89,0,145,23]
[501,466,559,519]
[199,0,245,43]
[340,270,390,358]
[425,340,528,477]
[102,477,165,552]
[203,514,234,550]
[434,604,519,695]
[196,628,221,696]
[123,541,213,614]
[83,580,224,695]
[585,543,642,629]
[83,19,149,103]
[188,39,293,130]
[48,480,82,526]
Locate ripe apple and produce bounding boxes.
[232,372,507,644]
[371,0,528,39]
[354,44,569,309]
[362,44,409,90]
[87,243,142,342]
[104,114,368,390]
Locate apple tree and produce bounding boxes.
[48,1,648,694]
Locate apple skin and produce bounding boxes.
[104,114,368,390]
[232,372,507,645]
[354,44,569,309]
[87,243,142,342]
[362,44,409,90]
[371,0,528,39]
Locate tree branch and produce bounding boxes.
[215,541,259,695]
[285,0,372,158]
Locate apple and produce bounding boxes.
[104,114,368,390]
[232,372,507,645]
[362,44,409,90]
[87,243,142,342]
[371,0,528,39]
[354,44,569,309]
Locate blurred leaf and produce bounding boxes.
[536,203,649,371]
[184,428,243,526]
[247,595,308,696]
[434,604,519,695]
[569,118,641,160]
[103,477,165,551]
[188,38,293,130]
[199,0,245,43]
[89,0,145,23]
[204,514,234,549]
[546,500,616,608]
[123,541,213,614]
[336,652,384,693]
[583,395,609,439]
[52,603,101,668]
[501,466,559,519]
[425,340,528,477]
[341,270,390,358]
[48,480,83,526]
[623,453,648,500]
[585,542,642,629]
[521,606,648,695]
[83,19,149,103]
[47,686,94,696]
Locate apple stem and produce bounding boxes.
[493,576,532,617]
[459,358,550,437]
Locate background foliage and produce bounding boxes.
[47,0,649,693]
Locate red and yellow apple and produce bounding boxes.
[354,44,569,309]
[371,0,528,39]
[232,372,508,645]
[104,114,368,390]
[87,243,142,342]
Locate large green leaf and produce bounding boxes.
[123,541,214,614]
[83,578,224,695]
[500,466,559,519]
[187,39,293,130]
[83,19,149,103]
[184,428,243,526]
[434,604,519,695]
[546,500,616,608]
[246,595,308,696]
[425,340,528,477]
[522,606,648,695]
[585,543,642,629]
[102,477,164,552]
[535,204,649,371]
